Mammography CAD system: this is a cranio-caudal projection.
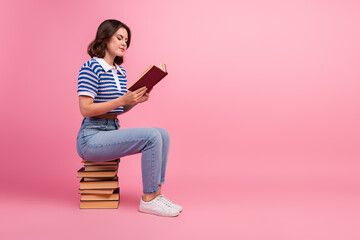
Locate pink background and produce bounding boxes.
[1,0,359,239]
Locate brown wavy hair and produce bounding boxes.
[87,19,131,65]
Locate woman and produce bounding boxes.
[76,19,182,217]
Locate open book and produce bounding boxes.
[128,64,168,93]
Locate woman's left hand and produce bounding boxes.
[137,92,150,103]
[122,89,151,113]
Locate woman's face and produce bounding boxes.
[106,27,128,58]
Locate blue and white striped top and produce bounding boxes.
[77,57,127,114]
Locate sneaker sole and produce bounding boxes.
[138,208,180,217]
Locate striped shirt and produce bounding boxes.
[77,57,127,114]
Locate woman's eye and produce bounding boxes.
[117,37,121,41]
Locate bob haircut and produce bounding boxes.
[87,19,131,65]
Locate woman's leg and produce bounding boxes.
[136,127,170,202]
[82,127,164,194]
[153,128,170,185]
[78,119,180,216]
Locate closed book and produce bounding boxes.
[84,165,118,171]
[79,189,115,194]
[128,64,168,93]
[77,167,117,178]
[83,176,118,182]
[80,200,119,209]
[82,159,120,166]
[80,178,118,189]
[81,188,119,201]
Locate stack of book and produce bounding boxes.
[77,159,120,209]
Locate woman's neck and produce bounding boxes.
[103,53,115,67]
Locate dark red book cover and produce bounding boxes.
[128,65,168,93]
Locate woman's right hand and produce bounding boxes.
[121,86,147,105]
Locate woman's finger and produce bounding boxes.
[137,88,147,97]
[134,86,147,93]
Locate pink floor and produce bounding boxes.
[1,156,359,240]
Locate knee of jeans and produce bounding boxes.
[156,128,170,142]
[146,128,162,145]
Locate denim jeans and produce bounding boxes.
[76,117,170,194]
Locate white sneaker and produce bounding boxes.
[139,195,180,217]
[158,195,183,212]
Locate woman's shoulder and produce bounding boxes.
[81,58,101,69]
[79,58,102,75]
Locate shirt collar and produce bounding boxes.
[93,57,125,76]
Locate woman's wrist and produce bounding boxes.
[117,96,126,107]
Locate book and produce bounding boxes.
[84,162,119,167]
[82,159,120,166]
[83,176,118,182]
[80,200,119,209]
[128,64,168,93]
[80,178,118,189]
[84,165,118,171]
[79,189,116,194]
[77,167,118,178]
[80,188,120,201]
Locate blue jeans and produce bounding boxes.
[76,117,170,194]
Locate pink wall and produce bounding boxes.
[0,0,359,238]
[1,0,359,188]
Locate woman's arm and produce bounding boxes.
[79,87,148,118]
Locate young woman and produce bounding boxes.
[76,19,182,217]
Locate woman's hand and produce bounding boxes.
[121,87,148,105]
[137,87,152,103]
[121,87,151,113]
[137,92,150,103]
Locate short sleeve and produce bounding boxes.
[77,67,99,98]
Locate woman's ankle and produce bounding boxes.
[142,189,161,202]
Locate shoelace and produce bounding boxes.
[154,196,173,208]
[159,195,178,208]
